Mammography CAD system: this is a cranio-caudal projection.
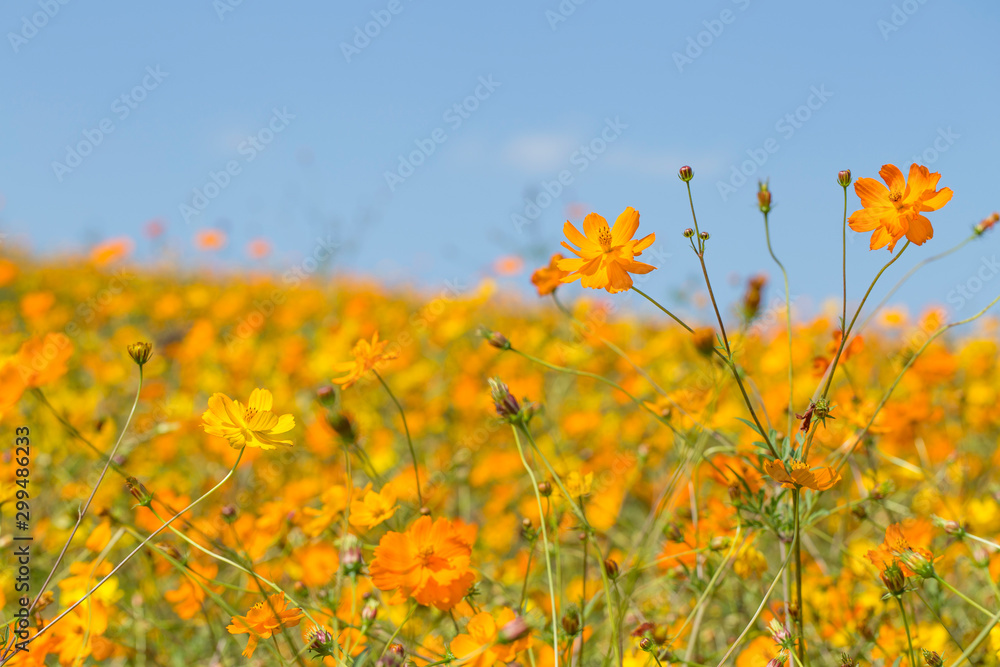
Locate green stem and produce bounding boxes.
[793,490,806,666]
[26,369,143,618]
[763,210,794,437]
[379,603,416,658]
[373,369,423,508]
[897,596,918,667]
[512,426,560,667]
[632,287,694,332]
[935,576,994,616]
[10,447,246,655]
[820,242,910,400]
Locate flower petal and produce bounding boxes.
[610,207,639,246]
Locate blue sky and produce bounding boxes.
[2,1,999,323]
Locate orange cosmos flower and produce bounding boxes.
[246,238,272,259]
[89,237,134,266]
[226,593,305,658]
[557,207,656,293]
[763,459,840,492]
[348,486,398,530]
[194,228,227,250]
[848,163,953,252]
[0,333,74,414]
[493,254,524,276]
[201,388,295,450]
[369,515,477,610]
[451,607,531,667]
[866,522,936,578]
[331,331,398,389]
[530,253,570,296]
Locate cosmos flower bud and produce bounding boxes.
[699,231,710,241]
[639,637,653,651]
[341,535,364,576]
[899,550,935,579]
[922,650,944,667]
[757,181,772,214]
[315,385,337,407]
[478,327,511,350]
[692,327,716,356]
[488,377,521,421]
[498,616,531,643]
[127,341,153,367]
[837,170,852,188]
[683,228,695,238]
[766,659,785,667]
[604,558,620,580]
[125,476,153,507]
[361,598,379,624]
[306,627,335,656]
[326,411,357,443]
[221,504,238,523]
[537,481,552,496]
[880,563,907,596]
[974,212,999,235]
[841,653,859,667]
[678,165,694,182]
[561,608,581,635]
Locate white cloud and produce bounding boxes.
[501,132,579,173]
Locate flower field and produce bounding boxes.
[3,166,1000,666]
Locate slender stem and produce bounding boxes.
[896,597,918,667]
[25,369,143,619]
[841,186,848,332]
[946,607,1000,667]
[373,369,423,508]
[627,290,777,457]
[580,500,588,667]
[763,210,794,437]
[935,576,994,616]
[793,490,806,666]
[512,426,560,667]
[3,448,246,660]
[831,291,1000,473]
[517,539,536,613]
[820,242,910,400]
[712,546,794,667]
[632,287,694,332]
[859,233,976,333]
[379,603,416,658]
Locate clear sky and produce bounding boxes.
[2,1,999,323]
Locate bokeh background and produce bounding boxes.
[2,0,998,319]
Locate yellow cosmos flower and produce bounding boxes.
[557,207,656,293]
[763,459,840,492]
[202,388,295,450]
[564,471,594,498]
[332,331,398,389]
[348,487,398,530]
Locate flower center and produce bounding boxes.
[888,191,905,209]
[597,227,613,252]
[244,407,258,423]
